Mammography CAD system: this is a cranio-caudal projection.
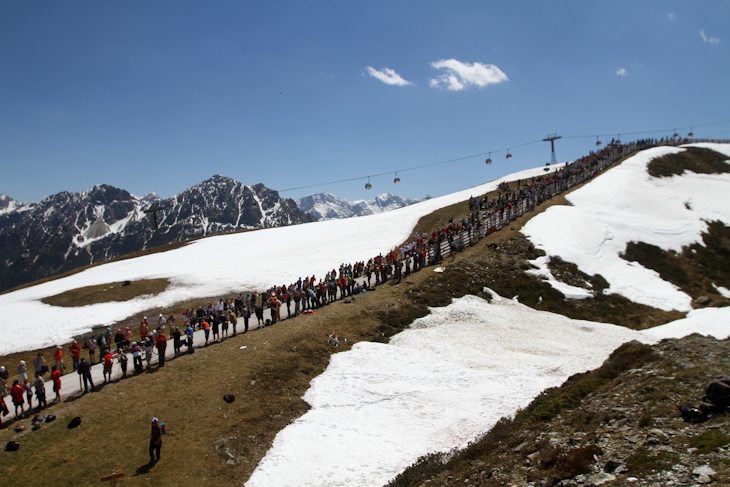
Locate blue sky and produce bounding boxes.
[2,1,729,204]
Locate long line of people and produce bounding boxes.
[0,136,707,426]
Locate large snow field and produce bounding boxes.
[245,292,730,487]
[522,143,730,312]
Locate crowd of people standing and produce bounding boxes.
[0,137,698,426]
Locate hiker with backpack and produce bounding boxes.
[149,417,163,462]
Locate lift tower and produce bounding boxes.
[543,133,562,166]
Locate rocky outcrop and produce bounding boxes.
[389,334,730,486]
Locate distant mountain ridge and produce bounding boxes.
[297,192,418,220]
[0,175,315,292]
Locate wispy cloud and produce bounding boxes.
[667,12,677,21]
[616,68,628,77]
[428,59,508,91]
[365,67,413,86]
[700,29,720,45]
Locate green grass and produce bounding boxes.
[626,447,680,475]
[689,430,730,455]
[647,147,730,178]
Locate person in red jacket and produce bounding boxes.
[102,351,114,383]
[69,340,81,372]
[156,332,167,367]
[50,365,62,403]
[10,380,25,418]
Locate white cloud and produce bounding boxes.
[667,12,677,21]
[616,68,628,77]
[428,59,508,91]
[700,29,720,45]
[365,67,413,86]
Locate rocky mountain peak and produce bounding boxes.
[0,176,315,292]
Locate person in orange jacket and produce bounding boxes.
[53,345,64,373]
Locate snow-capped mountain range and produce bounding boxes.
[296,192,418,220]
[0,175,315,292]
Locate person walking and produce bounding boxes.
[149,417,163,461]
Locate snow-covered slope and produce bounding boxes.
[522,143,730,312]
[245,292,730,487]
[0,164,559,355]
